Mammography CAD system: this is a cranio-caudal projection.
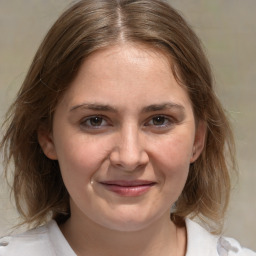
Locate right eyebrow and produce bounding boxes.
[69,103,118,113]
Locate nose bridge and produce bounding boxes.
[111,122,148,170]
[121,123,140,156]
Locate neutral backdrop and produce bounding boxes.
[0,0,255,251]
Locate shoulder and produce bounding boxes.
[0,221,56,256]
[217,237,256,256]
[185,218,256,256]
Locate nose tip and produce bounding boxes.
[110,148,148,171]
[109,133,149,171]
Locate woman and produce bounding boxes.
[0,0,255,255]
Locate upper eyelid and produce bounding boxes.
[81,114,107,120]
[146,114,174,121]
[144,115,175,126]
[80,115,110,126]
[80,114,174,121]
[78,113,176,126]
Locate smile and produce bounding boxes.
[99,180,156,197]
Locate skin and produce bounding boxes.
[38,43,206,256]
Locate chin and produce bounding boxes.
[97,210,163,232]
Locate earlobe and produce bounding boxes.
[190,121,207,163]
[37,129,58,160]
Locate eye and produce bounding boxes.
[145,115,173,128]
[151,116,168,126]
[81,116,109,128]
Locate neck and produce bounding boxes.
[60,212,186,256]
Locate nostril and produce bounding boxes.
[109,149,149,171]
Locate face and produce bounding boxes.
[39,44,205,232]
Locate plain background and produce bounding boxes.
[0,0,255,251]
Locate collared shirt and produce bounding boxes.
[0,219,255,256]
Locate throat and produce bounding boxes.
[59,217,186,256]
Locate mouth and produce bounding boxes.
[99,180,156,197]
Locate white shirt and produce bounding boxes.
[0,219,255,256]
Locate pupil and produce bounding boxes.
[90,117,102,126]
[153,116,165,125]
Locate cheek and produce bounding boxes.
[151,133,194,170]
[149,134,194,194]
[54,135,113,182]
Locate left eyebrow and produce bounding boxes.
[141,103,185,113]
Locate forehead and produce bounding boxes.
[80,43,174,79]
[58,43,192,111]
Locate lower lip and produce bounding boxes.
[101,184,154,197]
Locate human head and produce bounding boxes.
[1,0,235,233]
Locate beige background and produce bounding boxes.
[0,0,255,251]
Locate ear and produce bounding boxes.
[37,128,58,160]
[190,121,207,163]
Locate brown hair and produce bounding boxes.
[1,0,236,233]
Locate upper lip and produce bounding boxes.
[99,180,156,187]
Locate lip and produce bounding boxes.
[99,180,156,197]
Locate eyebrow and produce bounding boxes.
[70,103,118,112]
[142,103,185,113]
[70,102,185,113]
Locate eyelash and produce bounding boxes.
[80,115,175,130]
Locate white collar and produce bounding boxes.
[46,220,76,256]
[185,218,219,256]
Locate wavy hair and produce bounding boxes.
[1,0,236,234]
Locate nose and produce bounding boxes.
[109,125,149,171]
